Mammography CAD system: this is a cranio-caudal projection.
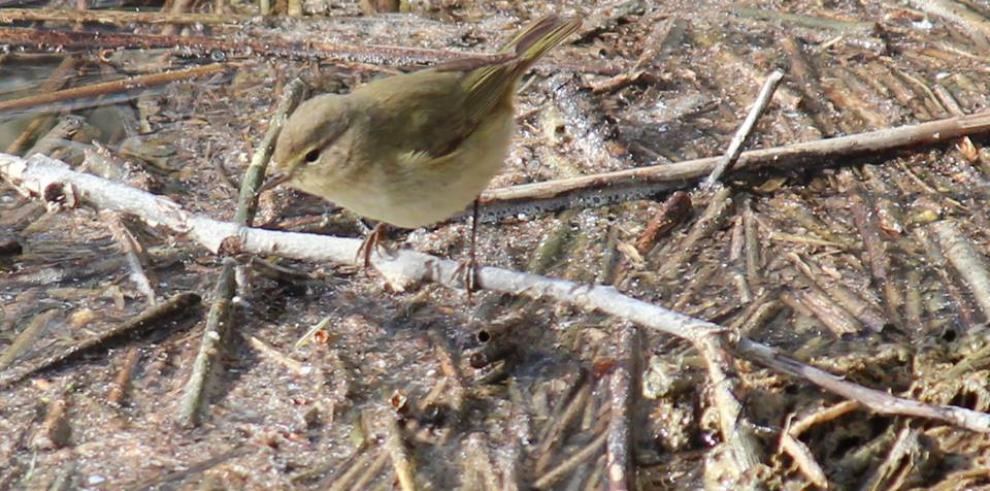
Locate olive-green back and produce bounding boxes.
[353,15,579,160]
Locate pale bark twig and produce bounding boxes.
[480,110,990,216]
[703,70,784,188]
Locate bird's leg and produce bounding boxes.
[356,222,389,270]
[457,199,481,298]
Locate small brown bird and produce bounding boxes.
[270,15,580,272]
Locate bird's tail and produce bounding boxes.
[461,15,580,121]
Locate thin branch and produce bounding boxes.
[384,412,417,491]
[480,110,990,216]
[534,431,608,490]
[105,212,157,304]
[0,62,234,115]
[735,338,990,432]
[177,259,236,426]
[4,152,990,432]
[177,78,306,426]
[606,324,637,491]
[0,7,251,25]
[702,70,784,189]
[0,293,201,388]
[0,27,525,67]
[932,220,990,320]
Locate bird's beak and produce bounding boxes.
[259,170,291,193]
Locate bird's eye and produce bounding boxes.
[304,149,320,163]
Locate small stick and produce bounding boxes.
[294,315,333,350]
[0,8,250,25]
[702,70,784,189]
[635,191,691,254]
[107,346,141,406]
[606,324,638,491]
[779,424,828,488]
[914,227,979,327]
[348,448,389,491]
[106,213,157,304]
[732,6,877,34]
[729,217,752,303]
[657,186,733,279]
[788,400,859,436]
[741,196,761,289]
[0,63,233,115]
[384,413,417,491]
[932,220,990,320]
[735,338,990,432]
[906,0,990,39]
[176,261,236,427]
[0,27,522,68]
[0,308,59,371]
[0,293,200,389]
[481,98,990,216]
[535,381,592,474]
[788,253,886,331]
[246,334,312,376]
[428,331,466,413]
[582,455,606,491]
[533,431,608,490]
[794,288,863,335]
[781,37,840,136]
[729,294,782,335]
[462,433,501,491]
[237,78,306,225]
[317,444,370,490]
[693,334,764,478]
[30,396,71,450]
[177,79,306,426]
[849,191,903,327]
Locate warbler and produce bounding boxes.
[270,15,580,268]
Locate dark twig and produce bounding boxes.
[0,7,249,25]
[635,191,691,254]
[0,27,524,67]
[0,308,58,371]
[0,293,200,389]
[0,62,234,115]
[848,191,903,328]
[177,261,236,426]
[702,70,784,189]
[606,324,638,491]
[657,186,733,279]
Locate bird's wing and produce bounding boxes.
[356,70,474,161]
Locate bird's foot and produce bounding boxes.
[356,223,389,272]
[453,256,480,300]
